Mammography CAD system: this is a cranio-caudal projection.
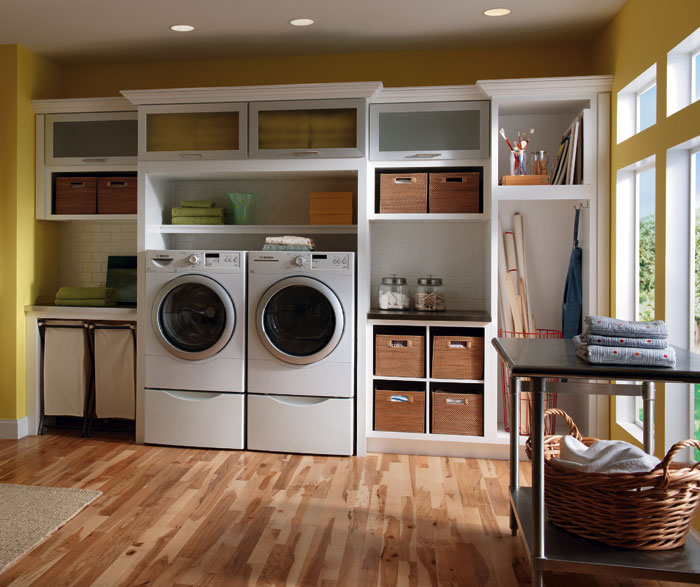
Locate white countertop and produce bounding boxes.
[25,305,138,321]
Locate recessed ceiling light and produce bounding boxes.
[289,18,314,27]
[483,8,511,17]
[170,24,194,32]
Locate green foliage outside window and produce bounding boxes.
[638,214,655,322]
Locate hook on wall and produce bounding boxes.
[574,202,589,210]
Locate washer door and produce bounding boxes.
[257,276,344,365]
[152,274,235,361]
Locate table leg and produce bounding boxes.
[509,375,521,535]
[642,381,655,455]
[531,376,545,587]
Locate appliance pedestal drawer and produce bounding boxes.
[247,394,353,455]
[144,388,244,449]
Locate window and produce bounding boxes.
[617,64,657,143]
[693,49,700,103]
[692,149,700,456]
[637,167,656,321]
[667,26,700,116]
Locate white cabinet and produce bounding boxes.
[44,111,137,166]
[249,98,366,159]
[369,101,489,161]
[138,103,248,161]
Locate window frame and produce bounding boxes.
[636,81,657,134]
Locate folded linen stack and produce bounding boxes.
[262,235,316,251]
[171,201,225,225]
[55,286,117,307]
[574,315,676,367]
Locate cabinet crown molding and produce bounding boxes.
[477,75,614,98]
[121,82,383,105]
[31,96,135,114]
[371,85,486,103]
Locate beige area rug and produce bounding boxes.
[0,484,101,574]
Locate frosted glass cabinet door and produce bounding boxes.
[139,103,247,160]
[45,112,138,165]
[249,98,366,158]
[370,101,490,161]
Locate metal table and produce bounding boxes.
[492,337,700,586]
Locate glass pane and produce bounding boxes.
[637,167,655,321]
[159,283,228,352]
[378,109,481,152]
[146,111,239,152]
[53,119,137,158]
[262,285,336,356]
[693,52,700,103]
[257,108,357,150]
[638,84,656,132]
[693,151,700,458]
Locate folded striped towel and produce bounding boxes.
[171,217,225,225]
[262,244,316,251]
[264,236,316,246]
[56,287,116,300]
[574,335,676,367]
[581,333,668,349]
[171,207,225,218]
[55,298,117,307]
[181,200,214,208]
[584,315,668,339]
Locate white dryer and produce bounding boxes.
[247,251,355,455]
[144,250,245,449]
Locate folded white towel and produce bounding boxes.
[556,435,660,474]
[265,236,316,246]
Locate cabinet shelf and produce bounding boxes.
[367,309,491,323]
[368,213,487,222]
[493,183,592,200]
[367,430,489,442]
[48,214,137,221]
[158,224,357,235]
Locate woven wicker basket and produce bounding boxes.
[431,336,484,380]
[526,408,700,550]
[375,334,425,378]
[428,171,480,213]
[431,390,483,436]
[379,172,427,213]
[374,389,425,433]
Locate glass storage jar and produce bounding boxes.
[378,275,410,310]
[414,276,446,311]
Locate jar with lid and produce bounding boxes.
[415,276,446,311]
[378,275,410,310]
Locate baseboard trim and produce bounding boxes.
[690,527,700,544]
[0,417,29,439]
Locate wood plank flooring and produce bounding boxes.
[0,431,692,586]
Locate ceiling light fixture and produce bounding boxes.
[170,24,194,32]
[483,8,511,17]
[289,18,314,27]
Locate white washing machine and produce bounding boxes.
[247,251,355,455]
[144,250,245,449]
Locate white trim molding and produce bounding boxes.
[0,418,29,439]
[31,97,135,114]
[478,75,614,98]
[371,85,486,103]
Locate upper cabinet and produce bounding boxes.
[249,98,366,159]
[45,111,137,165]
[139,103,248,161]
[369,101,489,161]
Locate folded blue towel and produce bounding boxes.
[574,335,676,367]
[581,333,668,349]
[584,315,668,339]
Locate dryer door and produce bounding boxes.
[152,274,235,361]
[257,276,344,365]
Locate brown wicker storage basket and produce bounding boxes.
[379,172,427,213]
[97,177,137,214]
[55,176,97,214]
[374,389,425,433]
[431,390,483,436]
[431,336,484,380]
[526,409,700,550]
[375,334,425,378]
[428,171,480,213]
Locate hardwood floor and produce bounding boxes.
[0,431,691,586]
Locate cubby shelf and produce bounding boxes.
[158,224,357,235]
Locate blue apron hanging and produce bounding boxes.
[562,208,583,338]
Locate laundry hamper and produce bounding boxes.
[526,408,700,550]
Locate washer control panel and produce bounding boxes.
[147,250,242,272]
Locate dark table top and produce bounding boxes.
[492,337,700,383]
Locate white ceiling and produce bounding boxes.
[1,0,626,65]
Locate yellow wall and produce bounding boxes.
[59,41,595,97]
[0,45,61,420]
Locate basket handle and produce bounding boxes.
[387,339,412,348]
[654,439,700,489]
[448,340,471,349]
[387,394,413,403]
[543,408,583,441]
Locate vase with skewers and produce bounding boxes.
[499,128,534,176]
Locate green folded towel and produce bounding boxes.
[171,207,225,218]
[55,298,118,307]
[171,217,225,225]
[181,200,214,208]
[56,287,117,300]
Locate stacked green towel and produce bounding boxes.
[181,200,214,208]
[172,207,225,218]
[172,217,225,225]
[55,286,117,307]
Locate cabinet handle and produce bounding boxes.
[82,158,106,163]
[406,153,441,158]
[293,151,320,156]
[178,153,204,159]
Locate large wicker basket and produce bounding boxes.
[526,408,700,550]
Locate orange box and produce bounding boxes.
[309,191,354,225]
[501,174,551,185]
